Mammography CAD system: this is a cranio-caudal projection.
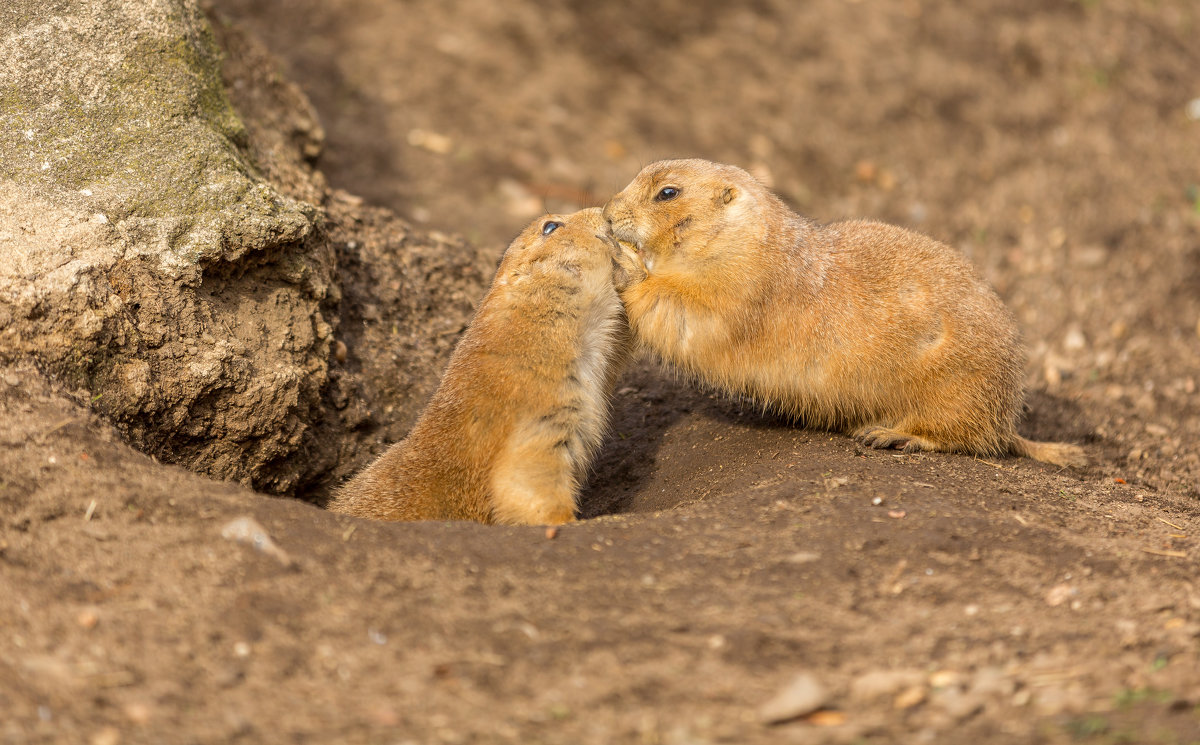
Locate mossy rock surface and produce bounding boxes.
[0,0,329,492]
[0,0,312,275]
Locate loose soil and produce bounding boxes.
[4,1,1200,743]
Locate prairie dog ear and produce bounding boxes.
[720,183,758,223]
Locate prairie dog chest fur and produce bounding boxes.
[603,158,1085,467]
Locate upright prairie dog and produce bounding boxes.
[329,208,628,525]
[603,159,1085,466]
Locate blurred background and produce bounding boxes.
[214,0,1200,493]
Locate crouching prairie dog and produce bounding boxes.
[602,159,1085,467]
[329,208,629,525]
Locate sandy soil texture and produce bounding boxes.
[3,1,1199,743]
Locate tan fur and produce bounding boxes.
[329,208,630,525]
[603,159,1085,467]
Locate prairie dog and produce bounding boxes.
[329,208,629,525]
[602,158,1084,467]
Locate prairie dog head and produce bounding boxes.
[602,159,766,280]
[495,207,617,301]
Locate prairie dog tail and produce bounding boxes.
[1010,436,1088,468]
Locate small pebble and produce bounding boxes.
[1187,97,1200,121]
[894,685,927,710]
[545,526,558,540]
[806,710,847,726]
[1044,583,1076,607]
[220,516,293,567]
[929,670,963,689]
[406,128,453,155]
[850,670,924,701]
[122,701,152,725]
[1063,328,1086,352]
[785,551,820,564]
[759,672,828,724]
[76,608,99,629]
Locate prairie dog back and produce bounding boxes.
[603,158,1084,467]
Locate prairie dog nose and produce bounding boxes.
[601,194,622,226]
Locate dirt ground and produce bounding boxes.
[4,0,1200,743]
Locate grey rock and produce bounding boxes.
[0,0,329,492]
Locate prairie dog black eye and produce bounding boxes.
[541,221,562,235]
[655,187,679,202]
